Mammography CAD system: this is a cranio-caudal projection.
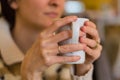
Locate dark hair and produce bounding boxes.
[1,0,15,29]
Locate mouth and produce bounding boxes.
[44,12,59,18]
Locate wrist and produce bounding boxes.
[21,61,45,80]
[75,63,92,76]
[29,71,43,80]
[21,70,43,80]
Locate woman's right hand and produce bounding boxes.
[21,16,86,80]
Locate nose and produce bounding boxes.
[49,0,60,8]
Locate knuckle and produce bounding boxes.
[40,50,52,66]
[65,17,70,21]
[98,44,103,51]
[63,57,67,62]
[64,16,77,21]
[39,32,46,38]
[91,54,97,61]
[41,49,47,56]
[90,40,96,47]
[98,52,101,58]
[93,40,97,45]
[41,49,44,54]
[96,51,101,57]
[94,52,101,60]
[94,31,98,36]
[40,40,48,48]
[90,21,96,28]
[54,21,61,27]
[95,53,101,60]
[97,39,101,43]
[39,52,49,66]
[96,32,99,39]
[71,57,76,61]
[100,45,103,51]
[44,57,51,66]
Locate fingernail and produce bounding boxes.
[82,26,87,32]
[72,16,78,21]
[80,37,84,42]
[84,21,89,26]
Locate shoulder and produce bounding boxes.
[0,56,21,80]
[0,55,10,77]
[0,53,11,76]
[0,17,10,29]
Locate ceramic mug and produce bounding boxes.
[58,18,89,64]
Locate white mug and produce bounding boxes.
[58,18,89,64]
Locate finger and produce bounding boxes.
[53,56,80,64]
[43,48,59,56]
[80,37,97,48]
[50,30,85,43]
[84,21,96,29]
[80,31,86,37]
[81,26,100,42]
[51,30,72,43]
[44,16,77,35]
[58,44,86,54]
[84,46,96,61]
[84,44,102,60]
[40,43,85,56]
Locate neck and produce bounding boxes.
[12,18,43,53]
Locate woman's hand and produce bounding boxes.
[21,16,86,80]
[75,21,102,76]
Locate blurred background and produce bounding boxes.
[0,0,120,80]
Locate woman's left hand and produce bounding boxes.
[75,21,102,76]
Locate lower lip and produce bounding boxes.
[45,13,58,18]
